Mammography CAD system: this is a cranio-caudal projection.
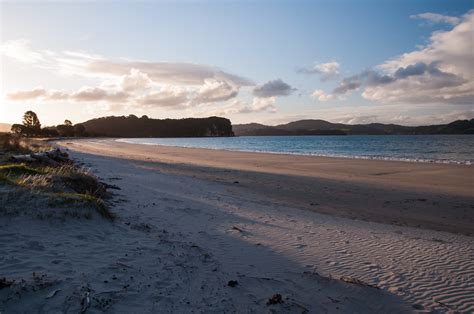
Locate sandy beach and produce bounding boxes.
[1,138,473,312]
[64,138,474,234]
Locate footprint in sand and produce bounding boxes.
[364,263,380,270]
[26,241,45,251]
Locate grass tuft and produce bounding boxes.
[0,136,116,221]
[0,173,13,185]
[0,164,43,176]
[53,192,115,221]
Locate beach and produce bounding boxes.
[1,138,473,312]
[64,138,474,234]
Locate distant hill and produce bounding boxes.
[0,123,12,133]
[233,119,474,136]
[81,115,234,137]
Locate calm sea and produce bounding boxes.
[117,135,474,165]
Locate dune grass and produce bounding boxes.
[0,173,12,184]
[51,192,115,221]
[0,134,52,154]
[0,164,44,176]
[0,156,115,221]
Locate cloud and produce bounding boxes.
[7,86,129,103]
[1,40,253,88]
[7,87,47,101]
[2,40,256,112]
[311,89,336,101]
[211,97,277,115]
[410,12,460,25]
[253,79,296,98]
[250,97,277,112]
[70,87,129,103]
[330,11,474,104]
[87,60,253,87]
[297,61,340,81]
[194,79,238,104]
[121,69,152,92]
[0,39,45,64]
[136,86,189,108]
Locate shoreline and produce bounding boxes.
[59,138,473,196]
[116,137,474,166]
[58,138,474,235]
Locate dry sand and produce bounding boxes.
[1,138,473,313]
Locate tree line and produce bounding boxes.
[11,111,87,137]
[10,111,234,138]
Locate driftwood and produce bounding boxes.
[11,148,69,165]
[10,154,36,162]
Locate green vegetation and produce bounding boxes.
[51,192,115,220]
[0,164,43,176]
[0,136,115,221]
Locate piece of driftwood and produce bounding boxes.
[11,148,69,165]
[10,154,36,162]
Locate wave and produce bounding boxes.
[116,138,473,165]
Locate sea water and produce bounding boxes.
[117,135,474,165]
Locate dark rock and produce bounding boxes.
[267,293,283,305]
[227,280,238,287]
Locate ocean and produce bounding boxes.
[117,135,474,165]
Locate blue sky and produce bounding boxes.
[1,0,473,126]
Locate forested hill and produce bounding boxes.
[81,115,234,137]
[233,119,474,136]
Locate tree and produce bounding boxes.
[74,124,86,137]
[41,127,59,137]
[11,124,26,136]
[56,124,74,137]
[64,119,72,126]
[22,111,41,137]
[23,111,41,129]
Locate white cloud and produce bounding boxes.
[1,40,253,87]
[311,89,336,101]
[7,87,47,101]
[298,61,340,81]
[136,86,190,108]
[6,86,130,103]
[194,79,238,104]
[331,11,474,105]
[210,97,277,115]
[86,60,253,87]
[70,87,129,103]
[1,40,256,112]
[251,97,277,112]
[121,69,152,92]
[0,39,45,64]
[410,12,460,26]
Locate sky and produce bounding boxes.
[0,0,473,127]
